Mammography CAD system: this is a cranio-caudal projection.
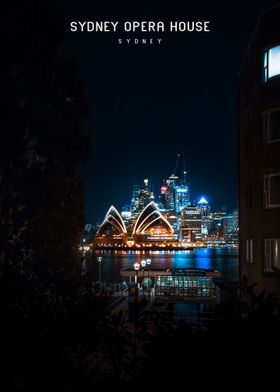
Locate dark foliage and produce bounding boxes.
[0,1,96,390]
[0,1,91,279]
[95,280,280,391]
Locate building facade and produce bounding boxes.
[223,212,238,243]
[197,196,210,237]
[239,5,280,293]
[181,206,202,242]
[130,179,153,220]
[164,174,190,213]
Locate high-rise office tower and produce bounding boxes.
[165,154,190,213]
[159,185,168,210]
[181,206,202,242]
[197,196,210,237]
[209,210,226,238]
[130,179,153,219]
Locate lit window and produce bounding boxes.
[263,174,280,208]
[264,239,280,272]
[264,45,280,82]
[263,110,280,143]
[246,239,255,263]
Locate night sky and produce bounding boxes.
[61,0,279,223]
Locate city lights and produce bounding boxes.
[140,260,147,268]
[94,155,239,248]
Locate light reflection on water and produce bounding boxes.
[87,248,239,284]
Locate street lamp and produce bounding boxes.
[141,259,147,284]
[97,256,103,283]
[133,262,140,283]
[81,238,87,277]
[140,259,147,268]
[146,259,152,294]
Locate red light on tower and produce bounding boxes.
[161,186,167,192]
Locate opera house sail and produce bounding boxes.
[97,206,127,236]
[96,202,175,246]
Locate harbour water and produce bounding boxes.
[87,247,239,285]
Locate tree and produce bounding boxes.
[0,0,91,285]
[0,2,96,389]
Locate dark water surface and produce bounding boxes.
[87,248,239,284]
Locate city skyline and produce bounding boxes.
[93,153,236,226]
[93,155,239,248]
[62,0,279,223]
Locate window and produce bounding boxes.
[263,110,280,143]
[264,45,280,82]
[263,174,280,208]
[264,239,280,272]
[246,239,255,263]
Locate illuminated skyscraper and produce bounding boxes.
[181,206,202,242]
[130,179,153,219]
[130,184,140,219]
[223,211,239,242]
[164,154,190,213]
[165,174,179,211]
[174,184,190,212]
[209,210,226,238]
[159,185,168,210]
[197,196,210,237]
[138,178,153,211]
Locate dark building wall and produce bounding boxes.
[239,5,280,294]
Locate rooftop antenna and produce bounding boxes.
[183,153,187,184]
[173,153,181,176]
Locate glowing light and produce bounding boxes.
[137,210,158,233]
[140,216,162,233]
[133,201,157,234]
[268,45,280,79]
[134,262,140,271]
[198,196,209,205]
[141,260,147,267]
[121,211,131,218]
[126,240,135,247]
[98,205,127,234]
[133,201,174,235]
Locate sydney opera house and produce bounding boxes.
[94,201,177,247]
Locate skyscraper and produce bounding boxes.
[181,206,202,242]
[197,196,210,237]
[159,185,168,210]
[130,179,153,219]
[223,213,237,242]
[130,184,140,220]
[164,154,190,213]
